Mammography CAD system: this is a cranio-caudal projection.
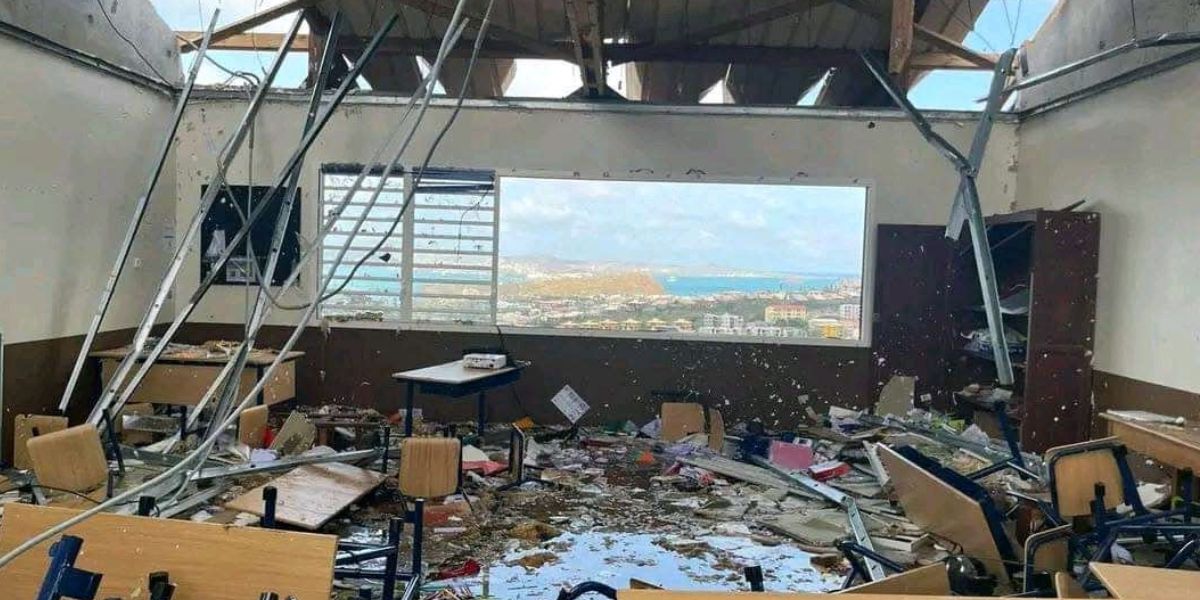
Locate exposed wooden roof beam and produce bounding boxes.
[180,0,317,52]
[630,0,837,62]
[908,51,995,70]
[832,0,997,69]
[176,30,311,51]
[889,0,915,75]
[564,0,609,98]
[390,0,564,58]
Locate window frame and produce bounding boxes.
[319,169,876,349]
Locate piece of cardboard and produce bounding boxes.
[661,403,706,442]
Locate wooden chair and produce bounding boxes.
[398,436,463,575]
[838,563,950,595]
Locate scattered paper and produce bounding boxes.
[551,385,590,424]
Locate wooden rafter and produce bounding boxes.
[176,30,311,52]
[564,0,608,97]
[390,0,564,58]
[888,0,914,75]
[633,0,837,61]
[180,0,317,52]
[832,0,997,69]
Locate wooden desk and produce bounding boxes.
[392,360,526,436]
[1100,412,1200,474]
[1089,562,1200,599]
[92,347,305,407]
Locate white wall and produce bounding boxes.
[173,96,1019,326]
[0,35,177,344]
[1016,60,1200,395]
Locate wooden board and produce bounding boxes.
[391,360,516,384]
[840,563,950,595]
[1055,572,1087,598]
[225,463,386,530]
[12,414,68,470]
[661,402,706,442]
[708,408,725,451]
[0,504,335,600]
[90,346,304,366]
[99,359,296,406]
[1102,413,1200,474]
[876,445,1008,581]
[399,437,461,498]
[239,404,270,447]
[1089,562,1200,599]
[26,424,108,492]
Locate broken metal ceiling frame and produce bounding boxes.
[85,12,308,427]
[175,0,998,105]
[56,12,219,414]
[0,4,431,570]
[859,48,1017,387]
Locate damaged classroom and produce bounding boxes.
[3,0,1200,598]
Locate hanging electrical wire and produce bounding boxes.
[934,0,998,53]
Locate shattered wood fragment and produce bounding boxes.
[224,462,386,530]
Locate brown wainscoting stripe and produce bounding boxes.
[1,328,138,465]
[1092,369,1200,433]
[175,323,873,429]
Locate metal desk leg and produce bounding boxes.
[404,382,415,437]
[255,365,266,406]
[477,391,487,437]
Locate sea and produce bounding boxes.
[653,274,846,297]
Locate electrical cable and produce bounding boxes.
[934,0,997,53]
[92,0,169,83]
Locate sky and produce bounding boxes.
[151,0,1057,109]
[500,178,867,275]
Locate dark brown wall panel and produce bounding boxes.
[1,328,136,465]
[1093,370,1200,432]
[175,324,873,429]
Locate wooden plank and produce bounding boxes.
[176,30,311,51]
[909,52,994,70]
[12,414,67,470]
[888,0,914,75]
[1102,413,1200,474]
[876,445,1008,581]
[180,0,317,51]
[99,359,297,406]
[1089,562,1200,599]
[708,408,725,452]
[840,563,949,595]
[90,346,304,366]
[661,402,706,442]
[239,404,269,447]
[26,424,108,492]
[392,360,516,384]
[1044,438,1125,517]
[225,463,386,530]
[399,437,461,498]
[0,504,336,599]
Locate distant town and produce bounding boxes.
[496,257,862,340]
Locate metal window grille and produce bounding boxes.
[319,167,498,324]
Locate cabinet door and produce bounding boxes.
[871,225,955,408]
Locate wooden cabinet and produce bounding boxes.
[873,209,1100,452]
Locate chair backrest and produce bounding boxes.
[26,423,109,492]
[1044,437,1128,517]
[399,436,461,498]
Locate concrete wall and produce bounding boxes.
[0,32,178,458]
[175,96,1020,327]
[1015,0,1200,111]
[1016,60,1200,412]
[0,0,181,84]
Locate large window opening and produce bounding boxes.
[497,178,868,342]
[320,171,868,344]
